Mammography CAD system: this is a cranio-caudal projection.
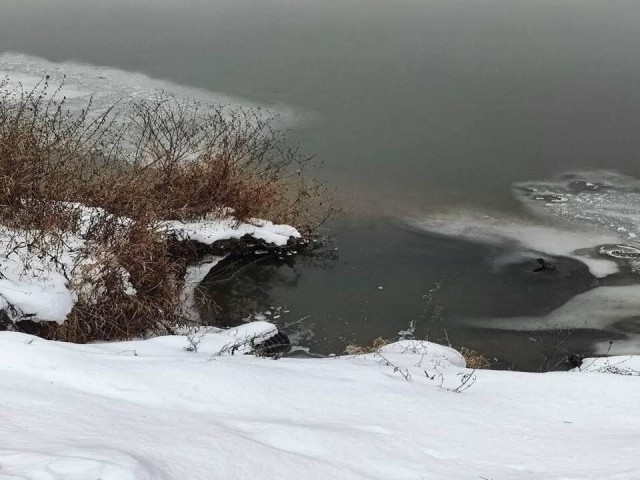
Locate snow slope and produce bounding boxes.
[0,330,638,479]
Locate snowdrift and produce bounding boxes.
[0,330,638,479]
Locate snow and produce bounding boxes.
[0,228,93,323]
[409,210,623,278]
[462,285,640,350]
[181,255,226,322]
[410,171,640,279]
[0,278,72,323]
[175,321,280,356]
[0,52,300,127]
[0,448,162,480]
[454,283,640,357]
[0,208,299,325]
[514,170,640,244]
[577,355,640,375]
[0,330,638,479]
[164,217,301,247]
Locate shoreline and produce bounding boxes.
[1,328,638,479]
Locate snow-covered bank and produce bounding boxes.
[1,330,639,479]
[0,210,300,325]
[164,217,301,247]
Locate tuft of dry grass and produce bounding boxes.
[0,78,332,342]
[345,337,391,355]
[459,347,491,369]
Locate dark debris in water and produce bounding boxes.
[533,258,557,272]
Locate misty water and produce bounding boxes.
[5,0,640,369]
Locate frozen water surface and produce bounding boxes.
[412,170,640,355]
[0,52,299,126]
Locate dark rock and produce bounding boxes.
[0,312,47,336]
[253,331,291,357]
[568,354,585,368]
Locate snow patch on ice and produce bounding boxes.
[463,285,640,333]
[408,210,622,278]
[457,284,640,357]
[514,170,640,243]
[0,52,299,127]
[411,171,640,278]
[409,171,640,356]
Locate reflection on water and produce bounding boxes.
[199,248,337,328]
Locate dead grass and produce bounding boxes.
[0,78,332,342]
[459,347,491,369]
[345,337,391,355]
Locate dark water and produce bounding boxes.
[4,0,640,368]
[199,218,626,370]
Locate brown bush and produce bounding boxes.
[0,78,331,342]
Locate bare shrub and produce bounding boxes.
[0,78,330,342]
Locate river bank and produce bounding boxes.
[1,328,638,479]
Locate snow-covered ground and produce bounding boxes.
[0,206,299,325]
[0,328,638,480]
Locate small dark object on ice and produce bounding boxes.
[533,258,557,272]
